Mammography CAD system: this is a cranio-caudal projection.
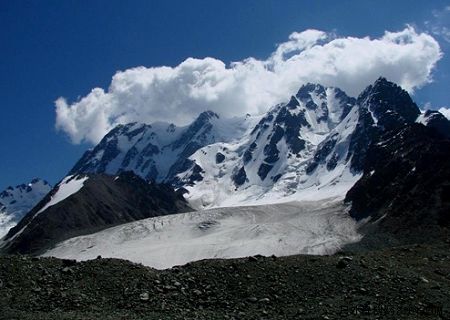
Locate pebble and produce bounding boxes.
[139,292,150,301]
[61,267,73,274]
[193,289,202,296]
[420,277,429,283]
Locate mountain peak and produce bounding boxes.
[196,110,220,122]
[296,83,326,99]
[30,178,49,186]
[373,76,389,85]
[358,77,420,129]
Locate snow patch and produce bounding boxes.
[416,113,429,125]
[37,176,88,214]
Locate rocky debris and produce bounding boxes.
[0,242,449,319]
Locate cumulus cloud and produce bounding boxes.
[56,26,442,144]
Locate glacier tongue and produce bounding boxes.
[43,199,362,269]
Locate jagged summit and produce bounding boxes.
[197,110,220,121]
[357,76,420,129]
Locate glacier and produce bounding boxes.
[43,199,362,269]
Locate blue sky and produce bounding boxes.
[0,0,449,189]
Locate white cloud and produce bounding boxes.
[56,26,442,144]
[439,107,450,120]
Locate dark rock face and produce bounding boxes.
[257,163,273,181]
[273,108,307,154]
[232,167,247,187]
[215,152,225,164]
[186,164,205,186]
[346,109,380,172]
[346,124,450,242]
[263,125,284,164]
[243,142,257,164]
[2,172,191,255]
[306,134,338,174]
[334,88,355,120]
[421,110,450,139]
[346,77,420,173]
[358,77,420,130]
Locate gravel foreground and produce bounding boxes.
[1,241,449,320]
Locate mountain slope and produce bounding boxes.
[417,109,450,138]
[1,172,191,254]
[0,178,51,237]
[345,123,450,247]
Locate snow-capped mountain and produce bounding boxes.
[69,77,446,209]
[1,172,191,254]
[0,178,51,237]
[69,111,257,185]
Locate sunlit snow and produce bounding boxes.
[37,175,89,214]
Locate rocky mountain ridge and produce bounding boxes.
[68,77,445,209]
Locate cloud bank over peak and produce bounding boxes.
[56,26,442,144]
